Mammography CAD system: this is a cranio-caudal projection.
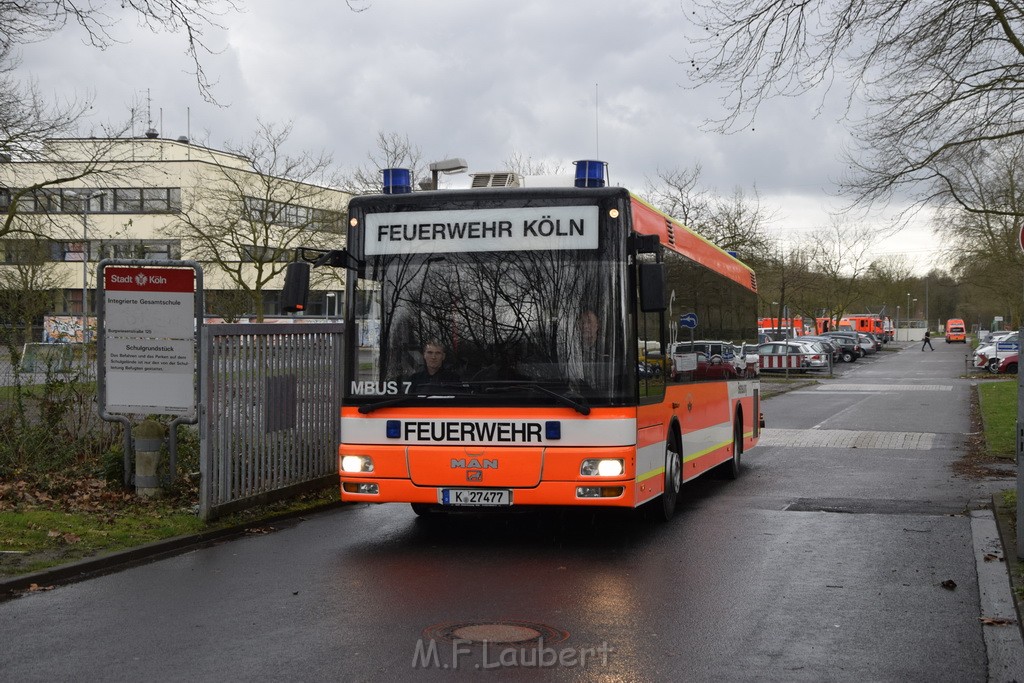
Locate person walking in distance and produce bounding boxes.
[922,330,934,351]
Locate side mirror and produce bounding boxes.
[639,262,666,312]
[282,262,310,313]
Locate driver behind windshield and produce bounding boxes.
[408,340,460,390]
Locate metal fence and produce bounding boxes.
[199,323,344,520]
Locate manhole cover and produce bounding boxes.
[423,620,569,646]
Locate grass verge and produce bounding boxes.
[978,380,1018,457]
[0,483,339,577]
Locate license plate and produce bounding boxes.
[439,488,512,506]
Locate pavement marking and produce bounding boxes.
[809,384,954,392]
[759,428,937,449]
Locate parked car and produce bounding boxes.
[855,333,876,355]
[758,340,829,369]
[819,331,863,362]
[994,353,1019,374]
[980,330,1014,345]
[799,335,842,363]
[975,332,1019,370]
[741,343,760,377]
[861,332,882,352]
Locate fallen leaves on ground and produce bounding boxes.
[1,476,136,513]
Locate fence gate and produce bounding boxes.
[199,323,344,520]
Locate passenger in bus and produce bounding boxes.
[409,340,459,389]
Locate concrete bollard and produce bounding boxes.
[133,420,166,499]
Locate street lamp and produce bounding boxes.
[65,190,105,343]
[896,305,900,341]
[426,157,468,191]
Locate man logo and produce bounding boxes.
[466,470,483,482]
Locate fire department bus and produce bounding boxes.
[284,161,761,520]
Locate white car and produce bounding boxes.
[741,343,760,377]
[758,340,828,369]
[974,332,1019,369]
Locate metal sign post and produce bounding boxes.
[1018,224,1024,556]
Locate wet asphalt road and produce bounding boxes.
[1,341,1020,681]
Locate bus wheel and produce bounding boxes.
[656,437,682,521]
[720,421,742,480]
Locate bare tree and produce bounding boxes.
[805,219,875,321]
[934,141,1024,324]
[701,186,777,260]
[166,121,346,320]
[0,236,63,346]
[339,131,426,195]
[642,165,775,260]
[502,152,567,177]
[683,0,1024,218]
[641,164,711,228]
[0,47,142,239]
[4,0,242,102]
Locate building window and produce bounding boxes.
[63,242,87,262]
[113,188,142,213]
[101,239,181,260]
[0,239,51,264]
[242,195,342,230]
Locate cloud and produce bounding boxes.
[16,0,940,271]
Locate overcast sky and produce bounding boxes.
[22,0,936,271]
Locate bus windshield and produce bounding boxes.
[348,246,630,407]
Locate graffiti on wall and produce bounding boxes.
[44,316,94,344]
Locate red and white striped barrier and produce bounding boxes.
[759,354,825,370]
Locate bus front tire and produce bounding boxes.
[655,438,682,521]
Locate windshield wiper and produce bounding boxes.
[483,383,591,415]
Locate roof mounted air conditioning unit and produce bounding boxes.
[469,172,522,188]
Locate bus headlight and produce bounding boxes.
[580,458,624,477]
[340,455,374,473]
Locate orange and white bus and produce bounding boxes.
[945,318,966,343]
[286,161,761,520]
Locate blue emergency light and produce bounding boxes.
[573,160,606,188]
[382,168,412,194]
[545,421,562,440]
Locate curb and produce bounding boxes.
[974,506,1024,678]
[992,493,1024,637]
[0,500,347,601]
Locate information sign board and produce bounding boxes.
[101,266,197,415]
